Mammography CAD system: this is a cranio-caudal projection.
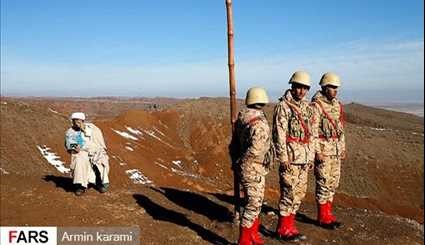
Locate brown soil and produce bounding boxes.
[1,97,423,244]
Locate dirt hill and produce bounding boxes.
[0,97,423,244]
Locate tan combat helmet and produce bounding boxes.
[245,87,269,105]
[320,72,341,87]
[289,71,311,87]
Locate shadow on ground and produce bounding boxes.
[210,192,318,226]
[133,193,232,245]
[43,175,75,192]
[151,187,233,223]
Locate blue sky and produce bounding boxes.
[1,0,424,103]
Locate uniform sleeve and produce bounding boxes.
[239,121,270,165]
[339,131,346,155]
[338,104,346,155]
[272,104,289,163]
[311,102,321,155]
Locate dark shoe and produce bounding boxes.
[319,221,342,230]
[75,188,86,196]
[276,233,307,242]
[99,183,109,193]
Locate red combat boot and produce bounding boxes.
[290,214,307,241]
[318,202,341,230]
[327,201,342,228]
[251,218,264,245]
[275,215,306,242]
[238,224,254,245]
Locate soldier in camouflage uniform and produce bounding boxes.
[230,87,271,245]
[272,71,316,242]
[311,72,345,229]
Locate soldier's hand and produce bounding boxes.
[315,153,324,164]
[308,162,314,170]
[280,161,290,171]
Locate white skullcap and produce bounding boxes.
[70,112,86,120]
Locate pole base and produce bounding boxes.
[233,211,240,226]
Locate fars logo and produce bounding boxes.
[0,227,57,245]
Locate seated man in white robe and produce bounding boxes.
[65,112,110,196]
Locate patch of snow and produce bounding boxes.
[142,129,175,149]
[119,162,127,166]
[112,129,138,141]
[1,101,7,105]
[0,168,9,175]
[370,127,387,131]
[152,126,165,136]
[154,161,168,169]
[125,169,153,185]
[412,132,424,136]
[193,160,199,165]
[36,145,70,174]
[48,108,59,114]
[158,120,169,129]
[171,168,199,179]
[112,155,124,162]
[172,160,183,169]
[126,126,143,136]
[125,146,134,151]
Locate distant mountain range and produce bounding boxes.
[373,103,424,117]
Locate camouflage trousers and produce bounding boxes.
[240,163,268,228]
[278,164,309,216]
[315,156,341,204]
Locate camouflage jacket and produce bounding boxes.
[230,108,271,171]
[272,89,317,164]
[311,91,346,157]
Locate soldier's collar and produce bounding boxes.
[284,89,306,104]
[317,91,337,104]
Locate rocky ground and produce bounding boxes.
[0,97,423,244]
